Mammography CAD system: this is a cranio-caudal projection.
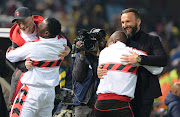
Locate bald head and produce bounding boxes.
[108,31,127,46]
[171,82,180,97]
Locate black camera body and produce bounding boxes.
[72,28,106,54]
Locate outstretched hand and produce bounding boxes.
[59,44,71,59]
[120,51,138,65]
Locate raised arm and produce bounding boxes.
[12,42,28,72]
[121,37,168,67]
[123,48,164,75]
[6,44,29,63]
[72,53,89,82]
[140,37,168,67]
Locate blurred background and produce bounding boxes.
[0,0,180,116]
[1,0,180,67]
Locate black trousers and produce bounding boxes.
[131,98,154,117]
[0,85,8,117]
[94,100,134,117]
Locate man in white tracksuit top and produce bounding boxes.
[6,18,67,117]
[95,31,163,117]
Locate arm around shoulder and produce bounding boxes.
[6,43,28,63]
[140,36,168,67]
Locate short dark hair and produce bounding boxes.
[46,18,61,38]
[121,8,141,19]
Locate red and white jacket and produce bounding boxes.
[6,36,67,87]
[10,15,44,47]
[97,42,163,100]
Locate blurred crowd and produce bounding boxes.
[1,0,180,116]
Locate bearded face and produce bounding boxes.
[121,12,141,37]
[123,22,138,37]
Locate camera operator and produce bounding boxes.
[72,29,106,117]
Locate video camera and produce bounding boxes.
[72,28,106,54]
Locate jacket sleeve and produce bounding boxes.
[12,42,28,72]
[171,104,180,117]
[133,48,163,75]
[142,66,163,75]
[6,43,29,63]
[72,56,88,82]
[14,60,28,72]
[140,36,168,67]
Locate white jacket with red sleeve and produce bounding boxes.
[6,36,67,87]
[97,41,163,99]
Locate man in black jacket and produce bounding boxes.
[98,8,168,117]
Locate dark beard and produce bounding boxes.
[124,23,138,37]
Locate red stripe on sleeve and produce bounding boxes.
[121,65,131,72]
[39,61,50,67]
[132,67,138,75]
[103,64,109,69]
[51,60,58,67]
[111,64,121,70]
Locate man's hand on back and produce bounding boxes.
[59,44,71,59]
[120,51,138,65]
[97,65,107,79]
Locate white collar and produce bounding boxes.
[39,35,58,41]
[108,41,126,48]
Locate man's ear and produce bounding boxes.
[45,31,50,37]
[174,90,178,96]
[137,18,141,26]
[113,40,117,44]
[31,16,34,21]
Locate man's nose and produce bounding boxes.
[21,25,27,30]
[122,23,127,28]
[19,24,25,28]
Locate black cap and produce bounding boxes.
[12,7,32,23]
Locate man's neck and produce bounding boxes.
[128,29,142,40]
[39,36,57,40]
[135,28,140,34]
